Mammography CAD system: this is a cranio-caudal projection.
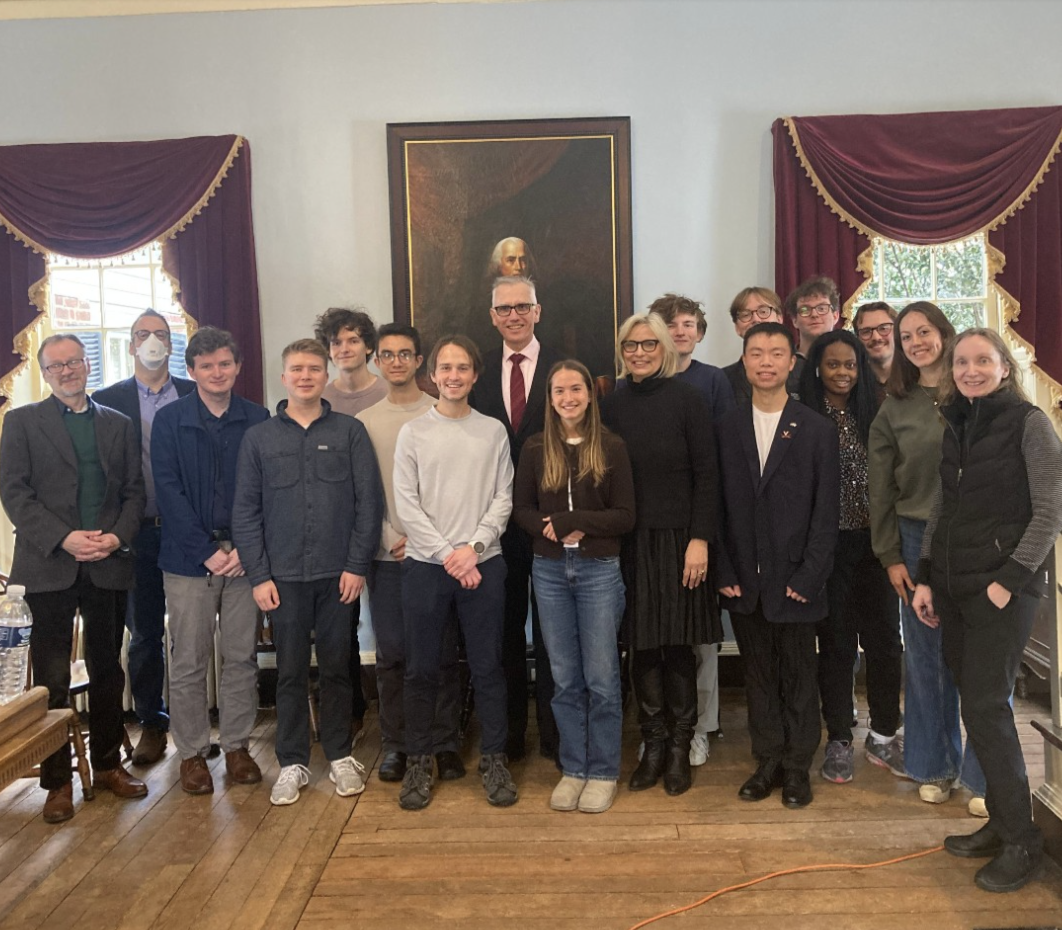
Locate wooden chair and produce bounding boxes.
[2,571,133,796]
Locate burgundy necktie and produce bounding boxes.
[509,353,526,434]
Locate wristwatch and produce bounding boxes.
[471,541,485,555]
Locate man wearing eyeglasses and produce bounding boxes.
[723,287,802,402]
[852,301,897,402]
[357,324,464,785]
[784,276,842,361]
[95,309,194,766]
[1,334,148,823]
[469,275,561,763]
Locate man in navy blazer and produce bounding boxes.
[0,334,147,822]
[95,309,194,765]
[715,322,840,809]
[469,275,560,762]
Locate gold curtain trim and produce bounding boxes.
[783,118,877,238]
[989,276,1062,431]
[785,116,1062,240]
[157,261,200,336]
[986,120,1062,232]
[0,269,49,423]
[160,135,244,240]
[0,135,245,257]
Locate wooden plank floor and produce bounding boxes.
[0,689,1059,930]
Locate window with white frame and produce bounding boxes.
[46,242,188,389]
[859,233,988,331]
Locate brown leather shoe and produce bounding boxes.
[225,748,262,785]
[93,764,148,799]
[180,755,215,795]
[132,726,168,765]
[43,782,74,823]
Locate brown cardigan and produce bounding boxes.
[513,430,636,559]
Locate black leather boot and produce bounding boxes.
[662,646,696,796]
[629,651,668,791]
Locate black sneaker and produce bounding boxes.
[479,753,518,807]
[399,755,433,811]
[974,844,1043,893]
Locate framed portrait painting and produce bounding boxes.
[386,116,633,380]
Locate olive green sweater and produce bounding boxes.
[867,385,944,568]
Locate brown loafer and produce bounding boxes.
[93,764,148,799]
[180,755,215,795]
[43,782,74,823]
[132,726,168,765]
[225,748,262,785]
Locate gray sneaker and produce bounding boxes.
[329,755,367,797]
[399,755,433,811]
[864,733,906,777]
[820,740,854,783]
[270,763,310,806]
[479,753,518,807]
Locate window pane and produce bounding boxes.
[880,241,931,301]
[934,237,986,300]
[102,266,154,331]
[49,268,101,330]
[938,301,985,331]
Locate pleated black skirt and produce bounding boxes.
[621,526,722,651]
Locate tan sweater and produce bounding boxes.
[357,393,435,561]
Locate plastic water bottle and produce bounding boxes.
[0,584,33,704]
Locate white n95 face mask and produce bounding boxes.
[136,334,169,370]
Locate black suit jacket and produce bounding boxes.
[715,397,839,623]
[470,342,564,468]
[0,397,146,593]
[94,373,196,447]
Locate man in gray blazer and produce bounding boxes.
[0,334,148,824]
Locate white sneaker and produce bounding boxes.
[330,756,367,797]
[271,764,311,806]
[689,733,710,767]
[968,796,988,818]
[918,779,954,804]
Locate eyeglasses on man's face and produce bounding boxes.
[43,357,86,374]
[856,322,895,341]
[133,329,171,342]
[736,306,779,323]
[620,339,660,355]
[491,303,536,317]
[378,349,416,364]
[796,302,835,318]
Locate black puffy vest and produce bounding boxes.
[929,391,1035,599]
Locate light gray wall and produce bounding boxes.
[2,0,1061,402]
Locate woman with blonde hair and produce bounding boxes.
[600,313,721,796]
[514,360,635,813]
[913,328,1062,891]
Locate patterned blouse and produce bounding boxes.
[826,401,870,531]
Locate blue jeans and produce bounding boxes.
[533,552,625,781]
[898,517,985,792]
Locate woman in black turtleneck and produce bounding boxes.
[600,312,720,797]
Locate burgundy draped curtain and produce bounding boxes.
[773,106,1062,388]
[0,134,262,408]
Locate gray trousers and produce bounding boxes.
[694,643,720,735]
[163,572,260,759]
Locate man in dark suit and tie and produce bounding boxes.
[95,309,194,765]
[0,334,148,823]
[715,322,840,809]
[469,275,560,761]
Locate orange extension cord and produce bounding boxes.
[626,844,946,929]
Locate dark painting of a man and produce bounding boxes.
[388,118,633,380]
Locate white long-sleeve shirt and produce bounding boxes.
[393,406,513,564]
